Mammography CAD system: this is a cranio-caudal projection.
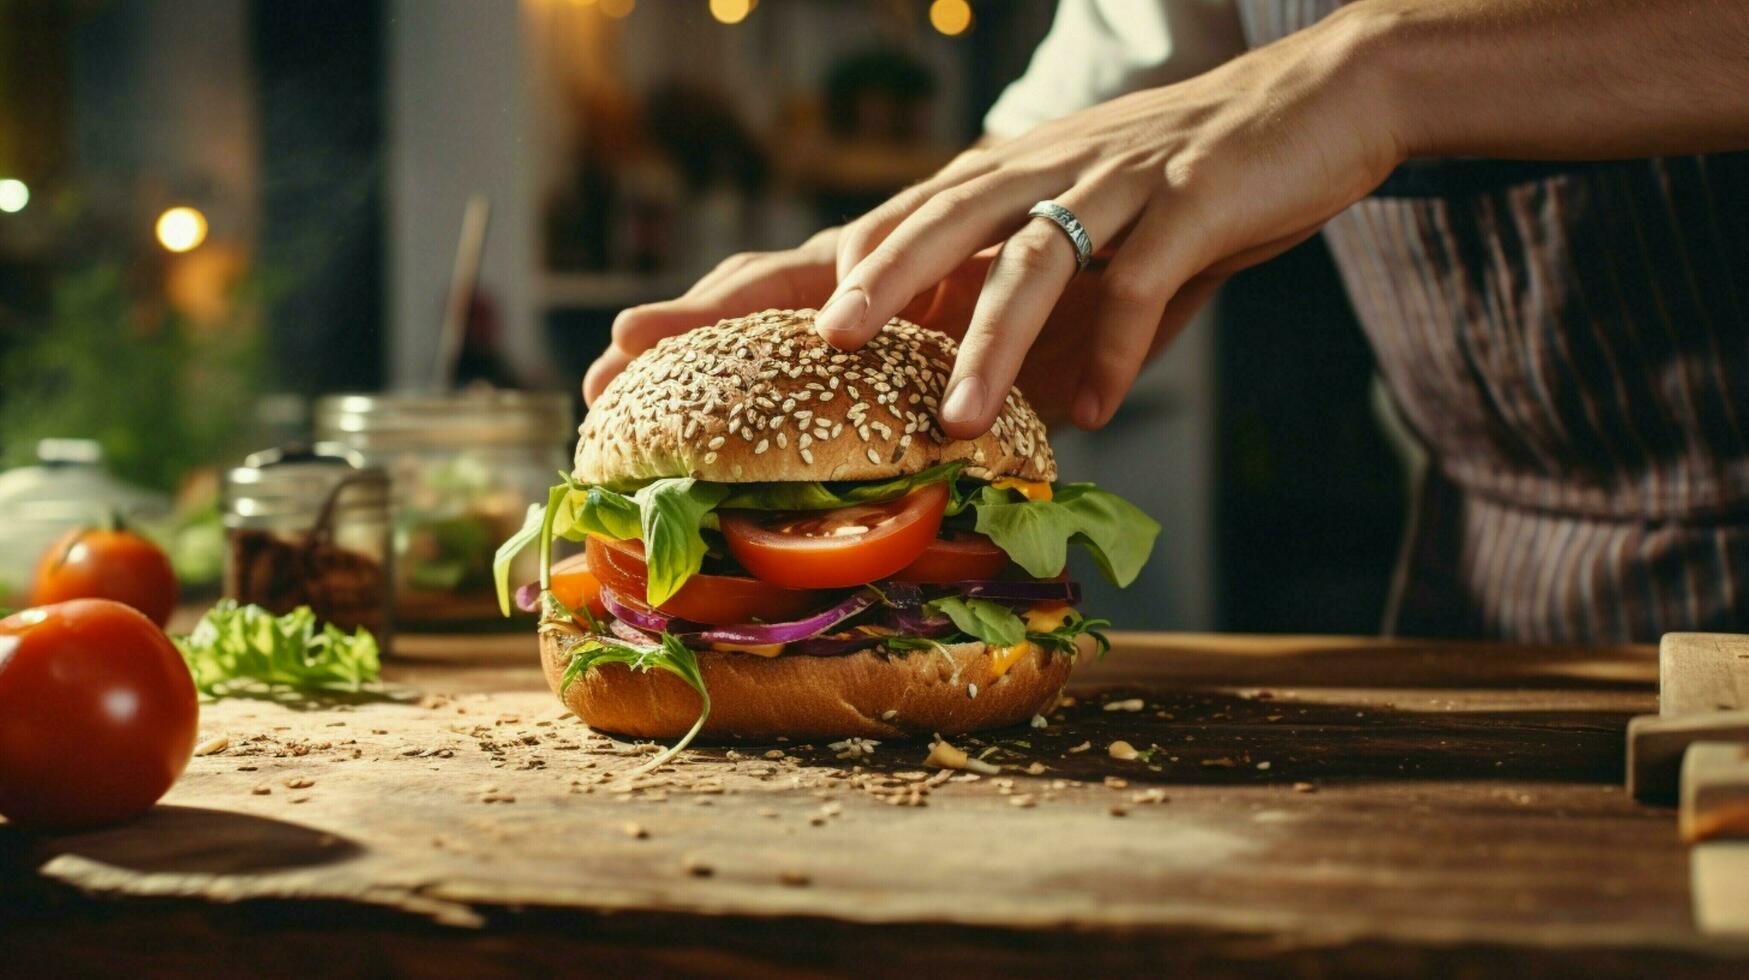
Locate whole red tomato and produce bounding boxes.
[0,599,199,828]
[31,525,179,627]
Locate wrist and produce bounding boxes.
[1315,0,1422,166]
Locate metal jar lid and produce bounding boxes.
[223,443,390,527]
[313,390,573,450]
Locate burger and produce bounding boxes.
[497,308,1158,763]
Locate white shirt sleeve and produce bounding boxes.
[984,0,1248,139]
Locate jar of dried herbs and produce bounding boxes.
[222,444,392,646]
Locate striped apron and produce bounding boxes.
[1238,1,1749,642]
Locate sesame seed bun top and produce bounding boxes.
[574,309,1056,485]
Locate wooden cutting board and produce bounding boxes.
[5,631,1748,976]
[1627,633,1749,803]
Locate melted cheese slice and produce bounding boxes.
[991,477,1053,501]
[987,605,1075,680]
[709,641,785,658]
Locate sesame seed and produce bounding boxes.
[708,436,726,450]
[800,448,813,464]
[755,439,770,454]
[704,451,718,464]
[866,447,881,465]
[776,432,788,449]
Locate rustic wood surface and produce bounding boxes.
[6,630,1749,977]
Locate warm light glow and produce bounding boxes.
[0,178,27,213]
[599,0,634,17]
[929,0,972,36]
[156,206,208,253]
[709,0,751,24]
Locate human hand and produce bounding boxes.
[815,6,1404,438]
[587,222,1216,425]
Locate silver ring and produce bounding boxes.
[1028,200,1093,271]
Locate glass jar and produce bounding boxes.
[314,390,573,628]
[223,444,393,645]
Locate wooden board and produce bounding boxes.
[1628,633,1749,802]
[6,631,1749,977]
[1681,741,1749,843]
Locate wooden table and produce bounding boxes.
[4,632,1749,977]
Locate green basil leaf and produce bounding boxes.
[634,478,729,607]
[926,595,1027,647]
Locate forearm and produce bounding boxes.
[1349,0,1749,160]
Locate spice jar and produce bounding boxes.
[223,444,393,645]
[313,390,572,627]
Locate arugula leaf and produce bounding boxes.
[716,461,965,511]
[173,600,381,698]
[925,595,1027,647]
[971,483,1160,586]
[1028,611,1113,658]
[557,629,710,774]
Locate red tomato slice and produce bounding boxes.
[548,552,609,622]
[719,483,949,589]
[890,530,1012,583]
[584,535,825,625]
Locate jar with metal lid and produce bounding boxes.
[314,390,573,627]
[223,444,393,645]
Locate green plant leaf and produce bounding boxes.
[557,628,710,774]
[172,600,381,698]
[634,479,729,607]
[925,595,1027,647]
[970,484,1160,586]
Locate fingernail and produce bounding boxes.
[815,286,867,343]
[940,376,986,428]
[1072,388,1102,428]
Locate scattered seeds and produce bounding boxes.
[1293,782,1317,793]
[1103,776,1129,789]
[623,822,649,839]
[1108,740,1139,761]
[1256,761,1272,771]
[1109,804,1128,818]
[683,856,714,877]
[1066,741,1091,754]
[251,784,271,796]
[1104,698,1145,713]
[1202,757,1238,768]
[284,777,314,789]
[1030,714,1048,729]
[192,735,229,757]
[924,739,1000,775]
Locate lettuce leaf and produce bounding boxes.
[925,595,1026,647]
[173,600,381,698]
[970,483,1160,585]
[716,461,966,511]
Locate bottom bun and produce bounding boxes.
[539,631,1073,741]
